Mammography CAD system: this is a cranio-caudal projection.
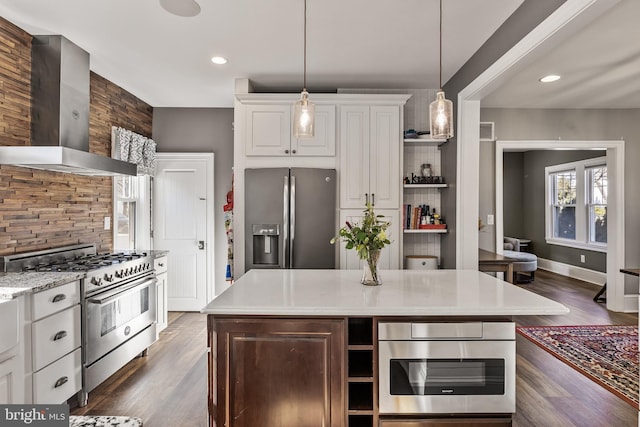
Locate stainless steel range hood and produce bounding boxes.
[0,35,137,176]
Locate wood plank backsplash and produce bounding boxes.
[0,17,153,256]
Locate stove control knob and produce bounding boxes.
[128,267,134,275]
[104,274,114,282]
[90,277,102,286]
[115,270,123,278]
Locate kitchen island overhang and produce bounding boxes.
[201,269,570,317]
[202,269,569,427]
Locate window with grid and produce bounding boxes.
[115,176,138,250]
[545,157,607,252]
[587,165,607,244]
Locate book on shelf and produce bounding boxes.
[403,204,446,230]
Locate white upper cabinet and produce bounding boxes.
[339,105,401,209]
[245,104,291,156]
[245,104,336,157]
[293,105,336,156]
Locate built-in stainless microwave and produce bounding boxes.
[378,321,516,415]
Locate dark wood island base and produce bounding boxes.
[207,315,513,427]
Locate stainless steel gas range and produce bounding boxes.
[2,244,157,406]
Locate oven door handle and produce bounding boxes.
[87,276,157,305]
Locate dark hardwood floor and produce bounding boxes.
[71,269,638,427]
[71,312,209,426]
[512,269,638,427]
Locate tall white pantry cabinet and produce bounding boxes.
[339,104,404,269]
[233,90,410,274]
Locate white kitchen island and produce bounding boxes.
[202,269,569,427]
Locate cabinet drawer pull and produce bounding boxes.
[54,376,68,388]
[372,193,375,206]
[284,149,290,154]
[52,294,66,303]
[158,263,165,267]
[53,331,68,341]
[291,149,296,154]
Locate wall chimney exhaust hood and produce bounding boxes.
[0,35,137,176]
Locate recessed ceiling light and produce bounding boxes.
[159,0,201,17]
[539,75,561,83]
[211,56,228,65]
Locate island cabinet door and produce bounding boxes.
[211,317,346,427]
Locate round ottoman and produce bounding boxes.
[503,250,537,283]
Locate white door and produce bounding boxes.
[154,153,214,311]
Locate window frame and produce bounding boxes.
[113,175,152,251]
[545,156,607,252]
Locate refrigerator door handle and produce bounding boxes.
[289,175,296,268]
[283,175,289,268]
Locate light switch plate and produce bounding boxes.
[487,214,494,225]
[104,216,111,230]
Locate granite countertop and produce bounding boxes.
[0,271,85,299]
[201,269,570,317]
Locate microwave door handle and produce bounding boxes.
[283,175,289,268]
[88,277,157,304]
[289,175,295,268]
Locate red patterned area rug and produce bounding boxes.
[517,325,639,409]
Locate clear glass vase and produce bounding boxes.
[361,249,382,286]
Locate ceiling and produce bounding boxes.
[1,0,636,110]
[0,0,524,108]
[482,0,640,109]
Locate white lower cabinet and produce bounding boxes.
[0,356,19,403]
[0,297,22,404]
[24,280,82,404]
[32,348,81,404]
[155,256,168,335]
[32,305,81,372]
[338,209,401,269]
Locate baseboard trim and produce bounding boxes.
[537,257,606,286]
[623,295,638,313]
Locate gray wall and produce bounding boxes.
[440,0,566,268]
[152,108,234,296]
[481,108,640,286]
[521,150,605,271]
[478,141,497,251]
[503,152,524,239]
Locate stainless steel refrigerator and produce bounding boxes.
[245,168,336,271]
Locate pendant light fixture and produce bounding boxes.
[429,0,453,139]
[293,0,315,138]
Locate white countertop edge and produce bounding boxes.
[201,307,570,316]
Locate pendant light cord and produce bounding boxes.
[439,0,442,90]
[303,0,307,91]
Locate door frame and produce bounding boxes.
[455,0,619,271]
[154,152,215,305]
[495,140,626,312]
[454,0,630,311]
